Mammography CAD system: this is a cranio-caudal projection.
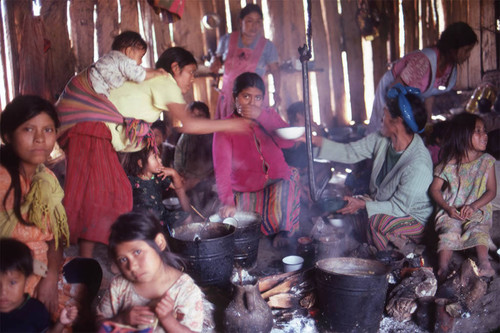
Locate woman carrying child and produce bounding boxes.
[429,112,497,279]
[57,41,248,258]
[0,95,101,325]
[122,145,191,228]
[96,212,208,332]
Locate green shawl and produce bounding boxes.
[0,165,69,249]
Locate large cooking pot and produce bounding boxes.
[315,257,390,333]
[168,222,235,286]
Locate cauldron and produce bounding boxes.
[168,222,235,286]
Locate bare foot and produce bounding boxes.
[478,261,495,278]
[272,231,290,248]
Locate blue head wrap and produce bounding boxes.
[387,83,424,134]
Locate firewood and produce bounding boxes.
[267,293,297,309]
[299,291,316,309]
[258,270,298,293]
[261,274,301,299]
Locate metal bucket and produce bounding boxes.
[232,212,262,268]
[315,257,390,333]
[168,222,235,286]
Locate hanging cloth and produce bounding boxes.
[215,33,267,119]
[147,0,185,23]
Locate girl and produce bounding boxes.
[122,145,191,228]
[0,95,101,324]
[430,112,497,280]
[96,212,206,332]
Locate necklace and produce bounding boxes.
[138,173,154,180]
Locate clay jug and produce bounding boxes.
[223,277,273,333]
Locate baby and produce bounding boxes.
[0,238,78,333]
[89,30,166,97]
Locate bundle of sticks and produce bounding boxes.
[258,268,315,310]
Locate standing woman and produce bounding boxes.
[367,22,477,134]
[210,4,281,119]
[213,72,300,248]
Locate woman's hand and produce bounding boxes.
[219,205,236,218]
[239,103,262,120]
[336,196,366,215]
[33,272,59,315]
[122,306,156,326]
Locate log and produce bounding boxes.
[258,270,298,293]
[261,274,301,299]
[267,293,297,309]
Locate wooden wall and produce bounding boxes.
[1,0,498,126]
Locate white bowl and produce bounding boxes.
[282,255,304,272]
[275,127,305,140]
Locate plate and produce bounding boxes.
[163,197,180,209]
[275,127,305,140]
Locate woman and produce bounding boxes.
[314,84,433,250]
[367,22,477,134]
[210,4,281,119]
[57,46,248,258]
[213,72,299,248]
[0,96,101,323]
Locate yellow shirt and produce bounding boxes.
[106,74,185,152]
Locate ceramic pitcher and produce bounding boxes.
[223,278,273,333]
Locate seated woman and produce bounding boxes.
[312,84,433,250]
[213,72,300,247]
[0,95,101,327]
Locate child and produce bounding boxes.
[430,112,497,280]
[89,30,166,97]
[0,238,77,333]
[426,120,450,165]
[122,145,191,228]
[96,212,206,332]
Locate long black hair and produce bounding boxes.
[108,212,184,270]
[155,47,197,76]
[436,22,477,64]
[0,95,59,225]
[437,112,484,171]
[121,145,156,177]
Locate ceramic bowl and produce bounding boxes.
[275,127,305,140]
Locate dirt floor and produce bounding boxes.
[66,210,500,332]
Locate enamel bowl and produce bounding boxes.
[275,126,305,140]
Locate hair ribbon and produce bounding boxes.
[387,83,424,134]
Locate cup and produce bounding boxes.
[282,255,304,272]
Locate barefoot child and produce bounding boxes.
[429,112,497,279]
[122,145,191,228]
[0,238,77,333]
[96,212,206,332]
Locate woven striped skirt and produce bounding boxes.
[366,213,424,250]
[60,122,132,245]
[234,169,300,236]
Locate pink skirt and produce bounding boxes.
[60,122,132,244]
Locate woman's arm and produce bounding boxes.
[213,133,234,207]
[33,239,62,315]
[168,103,249,135]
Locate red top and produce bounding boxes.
[213,108,295,205]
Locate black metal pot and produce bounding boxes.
[168,222,235,287]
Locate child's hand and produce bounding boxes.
[59,305,78,326]
[123,306,156,326]
[459,204,476,219]
[157,167,184,189]
[155,294,175,321]
[445,206,463,220]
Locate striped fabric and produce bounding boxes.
[234,168,300,236]
[367,213,424,250]
[60,122,132,245]
[56,68,123,133]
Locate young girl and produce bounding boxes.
[96,212,206,332]
[430,112,497,279]
[122,145,191,228]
